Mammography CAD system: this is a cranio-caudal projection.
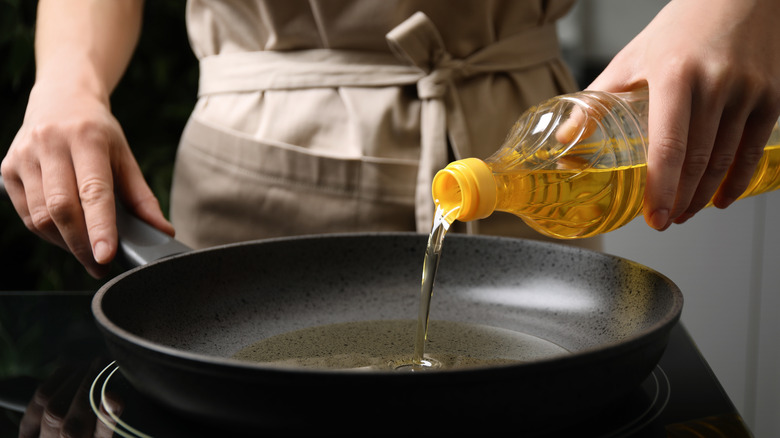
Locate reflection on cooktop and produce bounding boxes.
[90,362,673,438]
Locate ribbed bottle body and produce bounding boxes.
[485,89,649,238]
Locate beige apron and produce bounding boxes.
[171,0,602,250]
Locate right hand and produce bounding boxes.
[587,0,780,230]
[1,80,174,278]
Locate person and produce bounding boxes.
[2,0,779,280]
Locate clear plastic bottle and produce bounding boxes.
[432,88,780,239]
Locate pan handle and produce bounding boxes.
[114,201,191,267]
[0,174,191,268]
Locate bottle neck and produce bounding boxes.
[431,158,497,222]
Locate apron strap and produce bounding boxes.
[197,12,563,233]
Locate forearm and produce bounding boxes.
[34,0,145,103]
[0,0,168,278]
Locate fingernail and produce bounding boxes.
[648,209,669,231]
[94,241,111,264]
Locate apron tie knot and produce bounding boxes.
[417,66,454,100]
[387,12,470,100]
[386,12,476,232]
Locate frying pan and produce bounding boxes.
[1,177,683,435]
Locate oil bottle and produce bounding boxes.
[432,88,780,239]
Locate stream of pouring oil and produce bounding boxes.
[404,204,460,371]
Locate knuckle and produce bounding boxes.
[73,119,113,146]
[27,118,114,153]
[681,151,710,178]
[0,158,12,177]
[27,123,57,145]
[704,60,734,85]
[85,220,110,237]
[659,55,692,79]
[78,178,112,206]
[29,205,55,231]
[656,185,679,204]
[45,192,76,223]
[13,124,63,159]
[739,145,766,167]
[41,409,64,430]
[704,153,734,175]
[652,134,688,166]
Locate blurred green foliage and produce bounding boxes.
[0,1,198,290]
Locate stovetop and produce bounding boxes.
[0,292,754,437]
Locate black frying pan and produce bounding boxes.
[1,177,683,435]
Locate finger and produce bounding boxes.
[115,151,175,237]
[37,158,87,251]
[59,359,107,438]
[39,371,83,438]
[95,393,123,438]
[643,83,692,230]
[0,171,41,243]
[71,134,117,266]
[18,394,44,438]
[38,158,109,278]
[669,95,728,223]
[4,130,70,249]
[20,364,80,438]
[554,105,587,145]
[18,385,45,438]
[554,103,602,147]
[3,159,70,251]
[713,110,780,208]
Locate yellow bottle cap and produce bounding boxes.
[431,158,497,222]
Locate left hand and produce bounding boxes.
[588,0,780,230]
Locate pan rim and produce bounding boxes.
[91,231,684,378]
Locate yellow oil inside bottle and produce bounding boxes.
[493,162,646,239]
[486,143,780,239]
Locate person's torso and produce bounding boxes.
[186,0,576,58]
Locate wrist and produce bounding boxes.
[33,50,112,106]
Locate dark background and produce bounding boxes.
[0,1,198,291]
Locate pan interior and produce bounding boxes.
[97,233,681,370]
[231,319,571,371]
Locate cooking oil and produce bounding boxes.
[232,319,569,371]
[432,88,780,239]
[404,204,460,371]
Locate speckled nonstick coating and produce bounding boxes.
[92,232,682,435]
